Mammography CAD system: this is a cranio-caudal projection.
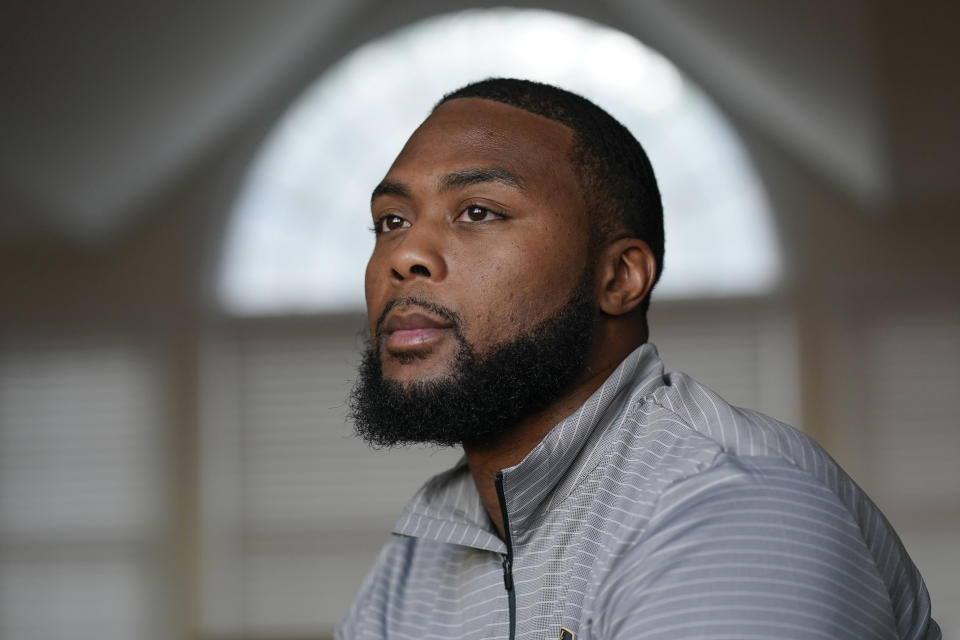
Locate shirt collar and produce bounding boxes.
[393,343,666,550]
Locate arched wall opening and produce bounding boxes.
[217,7,781,315]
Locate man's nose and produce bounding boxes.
[388,221,448,283]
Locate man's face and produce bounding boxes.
[364,97,593,384]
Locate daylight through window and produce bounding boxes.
[219,8,780,314]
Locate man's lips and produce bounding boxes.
[382,311,454,350]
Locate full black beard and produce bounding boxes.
[348,276,597,448]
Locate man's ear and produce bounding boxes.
[596,237,657,316]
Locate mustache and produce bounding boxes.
[374,296,464,340]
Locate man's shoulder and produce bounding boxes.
[590,377,839,534]
[598,371,936,639]
[591,449,939,640]
[626,369,835,481]
[591,367,871,548]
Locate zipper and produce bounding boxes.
[494,471,516,640]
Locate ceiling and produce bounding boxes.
[1,0,956,245]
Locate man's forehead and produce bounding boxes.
[386,97,577,186]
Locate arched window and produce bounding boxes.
[218,7,780,315]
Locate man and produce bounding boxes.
[339,78,939,639]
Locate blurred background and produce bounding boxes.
[1,1,957,639]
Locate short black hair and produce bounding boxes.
[436,77,664,313]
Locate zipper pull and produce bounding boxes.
[502,555,514,591]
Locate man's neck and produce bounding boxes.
[463,352,625,539]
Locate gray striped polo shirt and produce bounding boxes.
[336,343,940,639]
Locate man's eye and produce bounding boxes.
[375,214,410,234]
[456,205,502,223]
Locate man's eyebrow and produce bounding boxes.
[438,167,526,192]
[371,180,411,203]
[371,168,525,203]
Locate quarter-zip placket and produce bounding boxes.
[494,471,516,640]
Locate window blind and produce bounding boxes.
[201,321,460,635]
[0,335,165,640]
[201,306,798,636]
[863,310,960,508]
